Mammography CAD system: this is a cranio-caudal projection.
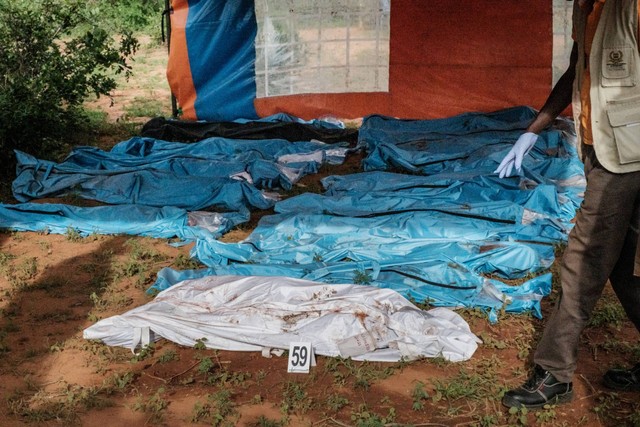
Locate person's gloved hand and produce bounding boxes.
[494,132,539,178]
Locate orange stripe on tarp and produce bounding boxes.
[167,0,197,120]
[257,0,553,120]
[255,93,391,121]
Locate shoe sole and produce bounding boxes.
[603,376,640,392]
[501,391,574,409]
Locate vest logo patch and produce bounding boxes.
[607,50,627,72]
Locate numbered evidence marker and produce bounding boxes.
[287,342,316,373]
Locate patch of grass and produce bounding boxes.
[32,309,74,323]
[112,238,167,289]
[324,357,397,389]
[507,406,529,426]
[14,256,36,280]
[326,393,349,412]
[432,369,485,402]
[104,371,137,392]
[408,296,433,311]
[77,107,142,150]
[8,231,24,242]
[431,356,506,404]
[592,392,640,426]
[37,240,52,252]
[172,253,203,270]
[81,109,111,133]
[93,248,115,264]
[74,339,131,364]
[209,369,252,388]
[350,403,396,427]
[256,369,267,385]
[424,355,452,368]
[131,343,155,362]
[512,321,537,361]
[474,413,500,426]
[280,380,314,415]
[5,257,40,290]
[247,416,286,427]
[478,331,509,350]
[411,380,429,411]
[587,339,640,361]
[534,404,558,423]
[194,337,208,350]
[17,257,38,278]
[197,356,216,376]
[89,290,133,313]
[64,227,84,242]
[588,299,627,328]
[133,387,168,424]
[29,276,69,297]
[123,97,166,119]
[0,251,16,268]
[7,393,77,424]
[190,390,238,426]
[458,307,492,322]
[186,350,251,388]
[7,384,112,424]
[593,392,617,422]
[157,349,179,363]
[629,406,640,427]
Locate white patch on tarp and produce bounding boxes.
[83,275,481,362]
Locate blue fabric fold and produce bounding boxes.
[146,107,585,322]
[12,137,346,212]
[0,202,244,239]
[2,106,585,322]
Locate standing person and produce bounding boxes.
[495,0,640,409]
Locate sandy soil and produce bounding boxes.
[0,226,637,426]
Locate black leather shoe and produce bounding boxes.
[502,365,573,409]
[603,363,640,391]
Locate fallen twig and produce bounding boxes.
[578,373,597,395]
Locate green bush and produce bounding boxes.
[101,0,166,36]
[0,0,138,172]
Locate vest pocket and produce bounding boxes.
[601,47,635,87]
[607,101,640,164]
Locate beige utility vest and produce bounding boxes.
[573,0,640,173]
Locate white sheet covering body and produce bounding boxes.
[83,275,481,362]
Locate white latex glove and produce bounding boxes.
[494,132,539,178]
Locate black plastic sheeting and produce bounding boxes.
[140,117,359,144]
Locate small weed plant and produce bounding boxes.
[133,387,168,424]
[191,390,238,426]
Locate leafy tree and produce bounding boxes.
[100,0,166,35]
[0,0,138,172]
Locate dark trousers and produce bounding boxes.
[534,144,640,383]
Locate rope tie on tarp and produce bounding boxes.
[161,5,173,44]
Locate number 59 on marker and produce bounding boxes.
[287,342,313,373]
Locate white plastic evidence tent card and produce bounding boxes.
[287,342,316,373]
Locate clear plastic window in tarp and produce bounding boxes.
[254,0,390,97]
[552,0,573,86]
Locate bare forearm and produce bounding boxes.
[527,43,578,134]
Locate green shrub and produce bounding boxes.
[0,0,138,172]
[101,0,166,37]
